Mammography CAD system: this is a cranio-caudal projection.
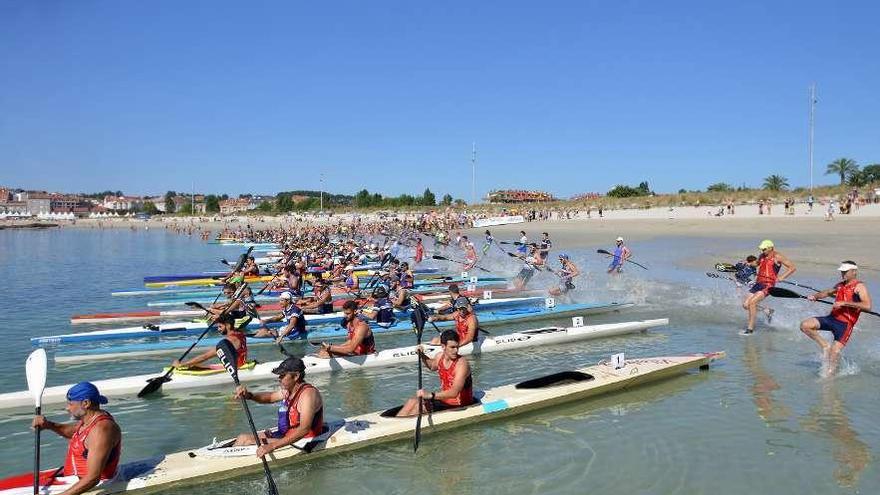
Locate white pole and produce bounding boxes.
[809,83,816,193]
[471,142,476,205]
[191,181,195,216]
[320,173,324,212]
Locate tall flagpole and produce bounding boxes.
[471,142,476,205]
[809,83,816,193]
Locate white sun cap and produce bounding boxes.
[837,262,858,272]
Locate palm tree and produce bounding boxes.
[825,158,859,185]
[763,174,789,191]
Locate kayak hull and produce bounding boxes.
[0,318,667,410]
[0,351,723,495]
[53,302,635,363]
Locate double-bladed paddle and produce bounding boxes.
[431,254,492,273]
[779,280,823,293]
[769,287,879,317]
[597,249,648,270]
[26,349,48,495]
[216,339,279,495]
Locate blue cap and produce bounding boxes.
[66,382,108,404]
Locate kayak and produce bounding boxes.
[0,351,723,494]
[143,273,506,289]
[53,302,635,363]
[142,266,441,284]
[72,288,544,324]
[143,280,507,308]
[0,318,669,410]
[37,296,547,345]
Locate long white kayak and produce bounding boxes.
[0,349,723,495]
[70,292,467,325]
[34,296,544,345]
[0,318,668,410]
[52,303,634,363]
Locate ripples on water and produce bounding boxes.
[0,230,878,493]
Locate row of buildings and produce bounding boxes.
[0,187,268,217]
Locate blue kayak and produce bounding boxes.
[51,302,634,360]
[142,266,441,284]
[35,296,542,345]
[144,280,507,307]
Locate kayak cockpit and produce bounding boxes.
[515,371,594,389]
[378,395,485,418]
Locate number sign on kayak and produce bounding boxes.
[483,290,493,300]
[572,317,584,328]
[545,297,556,309]
[612,353,625,370]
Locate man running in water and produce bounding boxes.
[516,231,528,255]
[607,237,631,273]
[482,230,494,255]
[799,261,872,374]
[731,255,775,323]
[549,253,580,296]
[742,240,796,334]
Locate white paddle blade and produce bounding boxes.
[26,349,48,408]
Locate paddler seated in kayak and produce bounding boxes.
[396,329,475,417]
[253,291,307,343]
[206,283,248,319]
[316,300,376,357]
[31,382,122,494]
[301,279,334,315]
[331,265,359,292]
[549,253,580,296]
[232,357,324,458]
[172,312,248,369]
[428,298,477,346]
[388,278,412,309]
[434,283,472,314]
[242,256,260,277]
[361,286,397,327]
[398,261,415,289]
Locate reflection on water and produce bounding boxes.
[1,231,879,494]
[800,382,872,489]
[743,339,791,423]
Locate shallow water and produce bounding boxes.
[1,228,878,494]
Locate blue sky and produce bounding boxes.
[1,1,877,200]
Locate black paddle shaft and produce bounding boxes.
[216,341,279,495]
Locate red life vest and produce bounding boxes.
[756,251,779,286]
[277,383,324,439]
[830,279,863,329]
[346,317,375,355]
[454,313,476,343]
[437,356,474,407]
[63,413,121,480]
[228,329,248,367]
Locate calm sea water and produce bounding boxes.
[0,227,878,494]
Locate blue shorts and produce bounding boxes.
[815,315,852,344]
[749,283,770,295]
